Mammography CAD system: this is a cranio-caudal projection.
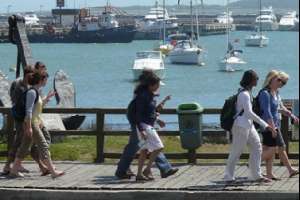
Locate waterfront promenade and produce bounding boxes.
[0,162,299,200]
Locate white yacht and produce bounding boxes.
[255,7,278,31]
[132,51,165,80]
[158,33,190,55]
[24,12,40,26]
[139,1,178,31]
[168,40,203,65]
[279,11,299,31]
[216,11,234,24]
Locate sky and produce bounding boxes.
[0,0,237,13]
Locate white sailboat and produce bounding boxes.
[168,0,204,65]
[245,0,269,47]
[132,51,165,80]
[219,0,246,72]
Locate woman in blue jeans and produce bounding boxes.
[115,71,178,179]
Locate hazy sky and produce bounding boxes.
[1,0,237,13]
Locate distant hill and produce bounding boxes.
[229,0,299,10]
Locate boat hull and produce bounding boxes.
[219,56,246,72]
[168,50,202,65]
[255,22,278,31]
[245,37,269,47]
[26,26,136,43]
[132,68,165,80]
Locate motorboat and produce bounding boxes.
[132,51,165,80]
[255,6,278,31]
[168,40,203,65]
[216,11,234,24]
[279,11,299,31]
[138,1,178,32]
[24,12,40,26]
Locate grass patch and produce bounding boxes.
[0,136,299,164]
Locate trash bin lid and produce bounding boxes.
[176,102,204,114]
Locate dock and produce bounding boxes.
[0,162,298,200]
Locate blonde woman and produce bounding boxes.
[259,70,287,180]
[276,71,299,178]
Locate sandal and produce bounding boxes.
[51,171,65,179]
[289,170,299,178]
[41,170,51,176]
[18,167,30,173]
[8,172,24,178]
[136,175,149,182]
[256,177,272,183]
[143,169,155,181]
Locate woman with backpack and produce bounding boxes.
[224,70,274,183]
[260,70,299,180]
[9,72,65,178]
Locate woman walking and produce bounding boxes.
[224,70,274,183]
[260,70,299,180]
[9,72,65,178]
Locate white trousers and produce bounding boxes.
[224,125,263,181]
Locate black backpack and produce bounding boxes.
[220,90,244,131]
[253,88,270,129]
[11,88,39,122]
[126,97,137,124]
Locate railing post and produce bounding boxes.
[96,111,105,163]
[188,149,197,164]
[281,115,290,155]
[6,113,15,158]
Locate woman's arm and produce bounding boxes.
[156,95,171,112]
[259,91,276,129]
[24,89,36,137]
[240,92,268,129]
[135,94,149,132]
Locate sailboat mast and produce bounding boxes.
[190,0,194,41]
[163,0,166,44]
[226,0,230,51]
[195,0,200,42]
[259,0,262,36]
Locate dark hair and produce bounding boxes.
[240,70,259,89]
[23,65,34,77]
[134,70,161,94]
[41,72,49,80]
[28,72,43,86]
[35,61,46,71]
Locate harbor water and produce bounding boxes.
[0,31,299,125]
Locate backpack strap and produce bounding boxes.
[234,88,247,118]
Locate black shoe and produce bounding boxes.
[161,168,179,178]
[115,172,132,179]
[126,169,136,177]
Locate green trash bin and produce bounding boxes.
[177,103,204,150]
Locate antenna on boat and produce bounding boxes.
[190,0,194,42]
[226,0,230,52]
[195,0,200,42]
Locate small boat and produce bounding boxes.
[220,0,246,72]
[279,11,299,31]
[245,0,269,47]
[24,12,40,26]
[168,40,203,65]
[132,51,165,80]
[245,33,269,47]
[9,66,16,72]
[219,51,246,72]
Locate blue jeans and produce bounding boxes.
[116,124,172,175]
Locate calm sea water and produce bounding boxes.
[0,31,299,124]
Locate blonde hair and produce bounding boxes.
[262,70,280,89]
[278,71,290,82]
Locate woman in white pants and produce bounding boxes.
[224,70,275,183]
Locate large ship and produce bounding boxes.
[279,11,299,31]
[1,6,136,43]
[255,6,278,31]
